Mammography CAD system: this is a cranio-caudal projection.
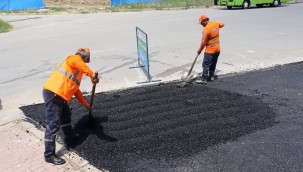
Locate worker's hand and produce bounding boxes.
[197,49,202,55]
[91,74,99,84]
[85,104,93,111]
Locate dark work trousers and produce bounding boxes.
[42,89,74,157]
[202,51,220,81]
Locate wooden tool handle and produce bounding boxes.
[187,54,199,76]
[88,72,98,118]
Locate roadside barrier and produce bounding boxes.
[0,0,44,11]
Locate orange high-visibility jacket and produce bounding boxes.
[204,20,222,54]
[43,55,94,105]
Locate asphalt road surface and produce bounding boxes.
[1,4,303,125]
[21,61,303,172]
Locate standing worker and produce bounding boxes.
[42,48,99,165]
[196,14,224,84]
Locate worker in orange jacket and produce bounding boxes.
[196,14,224,84]
[42,48,99,165]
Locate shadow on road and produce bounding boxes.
[73,115,117,146]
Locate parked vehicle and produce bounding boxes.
[215,0,288,9]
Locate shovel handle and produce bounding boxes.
[88,72,98,118]
[187,54,199,76]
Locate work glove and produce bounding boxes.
[85,104,93,111]
[91,73,99,84]
[197,50,202,55]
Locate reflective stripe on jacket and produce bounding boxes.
[43,55,94,104]
[205,21,220,54]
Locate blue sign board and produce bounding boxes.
[111,0,160,6]
[0,0,44,11]
[136,27,149,73]
[130,27,160,84]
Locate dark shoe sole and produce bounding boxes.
[45,160,65,165]
[45,156,66,165]
[45,159,66,165]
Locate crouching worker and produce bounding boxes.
[42,48,99,165]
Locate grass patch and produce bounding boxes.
[48,6,73,12]
[0,19,13,33]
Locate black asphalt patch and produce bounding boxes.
[21,62,303,171]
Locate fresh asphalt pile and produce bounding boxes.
[21,62,303,172]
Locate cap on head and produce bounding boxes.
[76,48,90,59]
[198,15,209,24]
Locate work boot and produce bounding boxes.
[195,77,207,84]
[208,75,218,82]
[45,154,66,165]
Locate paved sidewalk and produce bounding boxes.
[0,117,102,172]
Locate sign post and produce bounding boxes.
[130,27,161,84]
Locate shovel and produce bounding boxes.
[177,54,199,88]
[88,72,98,122]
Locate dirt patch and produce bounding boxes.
[42,0,111,14]
[45,0,110,6]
